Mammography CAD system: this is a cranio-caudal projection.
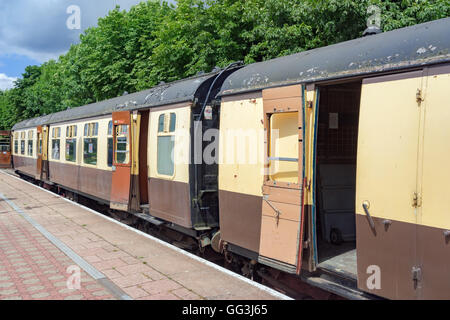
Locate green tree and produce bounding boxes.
[0,0,448,129]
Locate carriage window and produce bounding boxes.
[0,135,10,152]
[66,125,77,162]
[51,127,61,160]
[83,123,98,165]
[14,132,18,154]
[169,113,176,132]
[107,121,113,167]
[38,134,42,155]
[115,125,129,164]
[268,112,299,184]
[27,131,34,156]
[20,132,25,155]
[157,113,176,176]
[158,114,165,133]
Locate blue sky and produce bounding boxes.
[0,0,163,90]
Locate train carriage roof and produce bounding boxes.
[12,72,220,130]
[219,17,450,97]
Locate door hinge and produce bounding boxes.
[416,88,424,104]
[412,266,422,285]
[306,179,311,191]
[412,192,422,208]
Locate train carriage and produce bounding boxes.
[216,17,450,299]
[11,67,239,243]
[7,17,450,300]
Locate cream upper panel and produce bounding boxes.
[148,106,191,184]
[48,116,113,171]
[356,71,423,225]
[219,93,265,197]
[420,67,450,230]
[12,128,37,159]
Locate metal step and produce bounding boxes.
[131,212,164,226]
[140,204,150,214]
[302,274,376,300]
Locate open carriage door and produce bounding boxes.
[36,125,49,181]
[110,111,132,211]
[36,126,43,179]
[259,85,305,272]
[355,70,424,299]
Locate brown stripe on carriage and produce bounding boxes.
[13,156,37,178]
[356,214,450,300]
[219,190,262,254]
[148,178,191,229]
[48,161,112,202]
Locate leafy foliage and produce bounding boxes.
[0,0,448,129]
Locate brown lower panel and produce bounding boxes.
[148,178,191,228]
[357,214,450,299]
[13,156,37,177]
[356,214,417,299]
[417,223,450,300]
[49,161,112,202]
[219,190,262,254]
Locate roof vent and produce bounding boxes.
[159,81,166,85]
[122,91,129,96]
[363,26,382,36]
[197,71,205,76]
[212,66,221,73]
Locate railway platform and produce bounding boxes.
[0,170,290,300]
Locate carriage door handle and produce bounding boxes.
[362,201,376,232]
[263,196,282,226]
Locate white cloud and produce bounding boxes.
[0,73,18,91]
[0,0,151,63]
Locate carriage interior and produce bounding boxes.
[315,81,362,279]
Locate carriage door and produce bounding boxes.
[0,131,11,169]
[259,85,304,269]
[36,126,43,179]
[41,126,49,181]
[355,70,424,299]
[110,111,132,211]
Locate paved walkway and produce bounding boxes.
[0,170,289,300]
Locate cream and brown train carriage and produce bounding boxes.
[10,114,52,179]
[11,67,240,242]
[217,17,450,299]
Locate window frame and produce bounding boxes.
[114,124,130,165]
[83,122,99,166]
[51,127,61,161]
[156,112,177,178]
[65,125,78,163]
[107,121,113,168]
[27,130,34,157]
[267,112,300,185]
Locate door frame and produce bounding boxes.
[36,126,43,180]
[110,111,132,211]
[259,84,305,271]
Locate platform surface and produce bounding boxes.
[0,170,289,300]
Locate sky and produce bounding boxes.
[0,0,159,90]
